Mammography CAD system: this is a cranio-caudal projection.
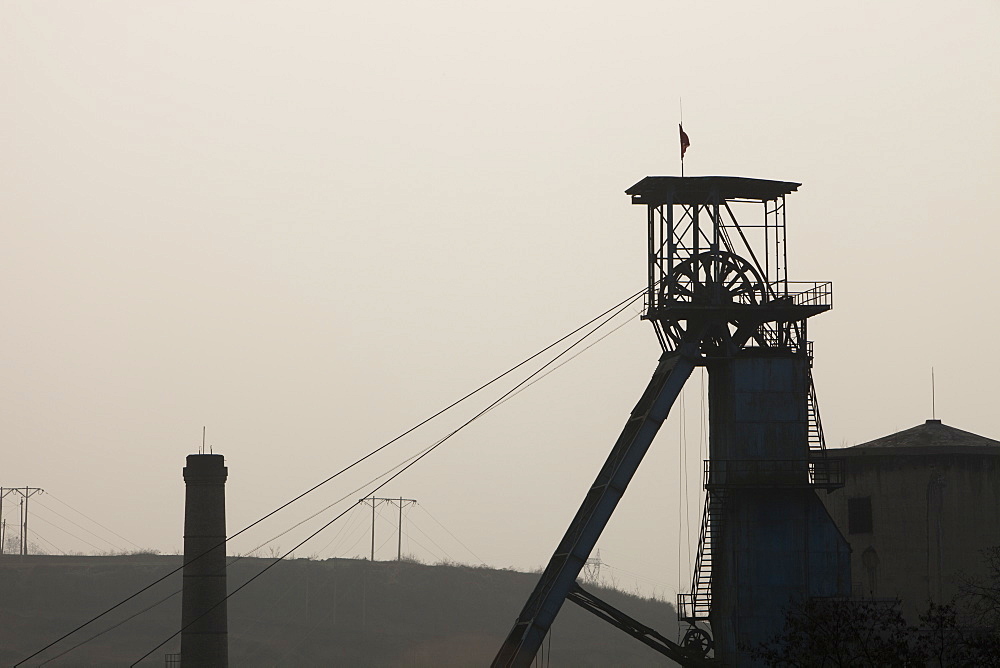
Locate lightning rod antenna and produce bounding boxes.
[931,368,936,420]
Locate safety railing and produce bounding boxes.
[753,324,808,353]
[784,281,833,308]
[703,458,844,490]
[653,281,832,309]
[677,592,711,622]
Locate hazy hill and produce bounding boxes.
[0,554,681,667]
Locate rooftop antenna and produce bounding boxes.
[202,426,206,455]
[931,368,936,420]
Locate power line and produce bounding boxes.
[417,504,486,566]
[376,505,452,563]
[313,502,364,556]
[15,432,419,660]
[129,497,369,664]
[28,529,66,556]
[45,493,142,550]
[0,488,16,555]
[374,528,397,554]
[360,497,417,561]
[19,286,648,666]
[130,288,645,665]
[330,509,370,558]
[600,562,677,590]
[33,499,128,552]
[404,514,456,564]
[243,443,435,558]
[29,513,105,553]
[339,522,371,559]
[399,527,447,563]
[6,488,43,556]
[237,289,632,562]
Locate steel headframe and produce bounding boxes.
[632,178,830,358]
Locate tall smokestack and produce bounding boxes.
[181,454,229,667]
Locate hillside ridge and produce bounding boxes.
[0,554,679,667]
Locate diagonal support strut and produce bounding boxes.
[492,343,700,667]
[566,583,713,667]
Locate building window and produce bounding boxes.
[848,496,873,534]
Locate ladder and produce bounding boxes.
[806,371,826,456]
[679,490,727,622]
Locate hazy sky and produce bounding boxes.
[2,0,999,607]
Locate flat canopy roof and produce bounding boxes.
[626,176,800,206]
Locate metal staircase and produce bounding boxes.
[678,491,727,622]
[806,370,826,456]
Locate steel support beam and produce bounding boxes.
[566,583,713,667]
[492,343,699,667]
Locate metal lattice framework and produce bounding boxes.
[492,176,838,668]
[633,177,831,356]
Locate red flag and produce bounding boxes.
[679,124,690,159]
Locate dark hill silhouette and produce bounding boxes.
[0,554,680,667]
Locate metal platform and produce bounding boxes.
[703,459,845,491]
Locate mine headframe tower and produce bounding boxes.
[492,176,851,668]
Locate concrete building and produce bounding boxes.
[822,419,1000,618]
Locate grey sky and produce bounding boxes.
[2,1,998,599]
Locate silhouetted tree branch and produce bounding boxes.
[751,548,1000,667]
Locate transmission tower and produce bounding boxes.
[581,549,603,584]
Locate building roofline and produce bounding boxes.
[827,444,1000,458]
[625,176,800,206]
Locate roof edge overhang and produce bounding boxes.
[827,445,1000,457]
[626,176,800,206]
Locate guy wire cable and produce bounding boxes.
[44,444,431,667]
[17,285,650,666]
[36,436,447,666]
[38,446,437,666]
[130,288,643,665]
[37,589,181,666]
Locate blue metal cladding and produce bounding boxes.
[708,355,851,666]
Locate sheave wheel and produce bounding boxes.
[681,626,713,657]
[662,250,766,306]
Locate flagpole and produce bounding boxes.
[680,98,684,177]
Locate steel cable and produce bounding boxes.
[129,291,644,665]
[16,286,648,666]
